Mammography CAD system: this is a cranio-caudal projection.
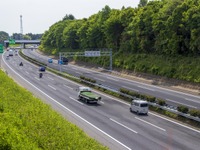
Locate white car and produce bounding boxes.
[130,99,148,115]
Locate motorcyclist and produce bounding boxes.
[19,62,23,66]
[39,73,43,78]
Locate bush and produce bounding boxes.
[189,109,200,118]
[177,105,189,114]
[120,88,129,94]
[157,98,166,106]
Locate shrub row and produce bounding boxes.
[119,88,200,119]
[80,75,96,83]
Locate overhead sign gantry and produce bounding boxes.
[59,48,112,71]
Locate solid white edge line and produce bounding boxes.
[69,97,84,105]
[122,86,139,92]
[110,118,138,134]
[137,86,155,91]
[150,112,200,133]
[106,76,119,81]
[166,99,197,109]
[2,54,132,150]
[135,117,166,132]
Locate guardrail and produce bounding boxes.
[19,50,200,123]
[82,80,200,122]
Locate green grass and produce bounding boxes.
[0,70,108,150]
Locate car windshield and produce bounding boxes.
[140,103,148,107]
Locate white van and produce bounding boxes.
[9,49,13,56]
[130,99,148,115]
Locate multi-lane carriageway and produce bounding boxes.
[24,49,200,110]
[1,50,200,150]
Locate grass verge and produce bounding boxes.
[0,70,108,149]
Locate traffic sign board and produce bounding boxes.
[84,51,100,57]
[0,44,3,53]
[9,39,15,44]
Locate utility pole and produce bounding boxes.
[20,15,23,40]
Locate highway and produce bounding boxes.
[23,49,200,109]
[1,50,200,150]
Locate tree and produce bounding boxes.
[0,31,9,44]
[138,0,148,7]
[62,14,75,21]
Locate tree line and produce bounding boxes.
[0,32,43,45]
[41,0,200,56]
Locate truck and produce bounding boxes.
[78,87,101,103]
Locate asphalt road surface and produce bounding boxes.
[23,49,200,110]
[1,50,200,150]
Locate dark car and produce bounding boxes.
[39,66,46,72]
[48,58,53,63]
[61,57,68,65]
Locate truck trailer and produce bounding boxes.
[78,87,101,103]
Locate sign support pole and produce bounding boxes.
[110,49,112,71]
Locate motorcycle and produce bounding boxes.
[19,62,23,66]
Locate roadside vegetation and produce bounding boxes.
[40,0,200,84]
[0,70,108,150]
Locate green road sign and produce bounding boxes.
[0,44,3,53]
[9,39,15,44]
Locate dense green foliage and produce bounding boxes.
[0,70,107,150]
[12,33,43,40]
[40,0,200,83]
[0,31,9,44]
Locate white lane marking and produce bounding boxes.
[185,98,200,103]
[63,68,68,71]
[63,84,73,90]
[34,77,40,81]
[110,118,138,134]
[135,117,166,132]
[100,101,104,104]
[137,86,155,91]
[47,77,54,80]
[48,85,56,90]
[106,77,119,81]
[2,59,131,150]
[150,112,200,133]
[25,71,29,74]
[69,97,84,105]
[122,86,139,92]
[75,71,82,75]
[94,77,105,82]
[166,99,197,109]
